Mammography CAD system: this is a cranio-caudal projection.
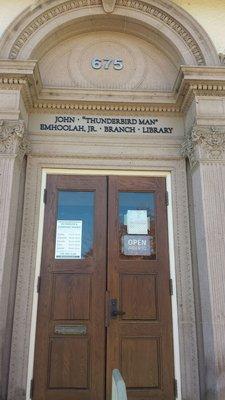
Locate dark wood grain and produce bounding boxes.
[33,175,174,400]
[120,274,157,320]
[49,337,89,389]
[106,176,174,400]
[33,175,107,400]
[52,274,91,320]
[121,337,160,388]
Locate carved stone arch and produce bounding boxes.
[0,0,219,66]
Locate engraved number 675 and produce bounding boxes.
[91,58,123,70]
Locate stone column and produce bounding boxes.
[0,119,30,399]
[182,126,225,400]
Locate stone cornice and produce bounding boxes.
[0,120,31,160]
[176,66,225,112]
[1,63,225,114]
[0,60,41,112]
[181,126,225,168]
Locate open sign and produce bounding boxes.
[122,235,152,256]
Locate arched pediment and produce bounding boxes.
[38,30,180,92]
[0,0,219,67]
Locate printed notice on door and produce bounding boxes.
[127,210,148,235]
[55,220,82,259]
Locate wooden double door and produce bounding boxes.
[33,175,175,400]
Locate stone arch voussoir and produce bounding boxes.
[0,0,220,66]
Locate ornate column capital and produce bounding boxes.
[0,120,31,160]
[181,126,225,168]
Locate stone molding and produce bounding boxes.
[7,156,200,400]
[0,60,41,113]
[219,53,225,65]
[29,76,225,113]
[175,66,225,113]
[33,102,180,113]
[2,0,206,65]
[181,126,225,168]
[0,120,31,160]
[1,62,225,114]
[0,77,34,112]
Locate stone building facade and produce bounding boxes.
[0,1,225,399]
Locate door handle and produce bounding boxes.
[110,299,126,318]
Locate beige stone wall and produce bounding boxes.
[0,0,31,38]
[0,0,225,53]
[175,0,225,53]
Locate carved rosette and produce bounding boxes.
[181,126,225,168]
[0,120,31,160]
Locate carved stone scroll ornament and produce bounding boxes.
[0,120,31,160]
[219,53,225,65]
[181,126,225,168]
[102,0,116,12]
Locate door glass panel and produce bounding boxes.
[119,192,156,260]
[55,191,94,259]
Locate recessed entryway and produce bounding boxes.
[32,175,174,400]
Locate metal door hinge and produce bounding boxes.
[174,378,178,398]
[165,190,169,206]
[105,291,110,327]
[30,378,34,399]
[169,278,173,296]
[43,188,47,204]
[37,276,41,293]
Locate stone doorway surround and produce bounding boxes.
[0,1,225,400]
[15,158,193,400]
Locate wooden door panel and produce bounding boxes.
[48,337,89,389]
[120,273,157,320]
[52,274,91,320]
[121,337,160,388]
[33,175,107,400]
[107,176,174,400]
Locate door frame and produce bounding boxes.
[26,168,181,400]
